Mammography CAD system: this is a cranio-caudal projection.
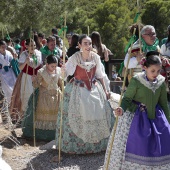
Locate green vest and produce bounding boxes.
[121,72,170,122]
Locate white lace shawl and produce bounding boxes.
[134,72,165,93]
[65,51,105,79]
[38,65,61,90]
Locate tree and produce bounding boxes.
[141,0,170,40]
[92,0,132,58]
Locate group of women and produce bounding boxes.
[1,32,114,155]
[1,26,170,170]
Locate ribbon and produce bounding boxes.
[32,54,37,65]
[133,12,141,23]
[124,35,137,53]
[118,61,124,75]
[124,12,141,53]
[59,17,64,26]
[58,26,68,36]
[5,34,10,40]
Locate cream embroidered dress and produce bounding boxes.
[55,51,114,154]
[22,65,62,141]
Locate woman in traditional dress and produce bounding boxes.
[104,51,170,170]
[10,39,42,121]
[55,34,114,154]
[0,40,16,123]
[22,54,62,141]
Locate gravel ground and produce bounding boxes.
[0,125,105,170]
[0,110,106,170]
[25,149,104,170]
[3,144,105,170]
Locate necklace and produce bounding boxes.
[81,52,91,62]
[84,67,94,89]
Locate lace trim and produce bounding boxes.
[38,66,61,90]
[108,92,120,110]
[35,121,56,130]
[135,72,165,93]
[75,52,97,71]
[125,152,170,166]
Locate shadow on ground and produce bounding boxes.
[23,149,104,170]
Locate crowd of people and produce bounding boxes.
[0,24,170,169]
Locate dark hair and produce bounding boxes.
[165,31,170,49]
[52,28,58,35]
[47,36,56,43]
[0,40,7,46]
[34,34,41,50]
[129,23,144,37]
[46,54,58,64]
[144,51,161,67]
[53,34,61,46]
[71,34,79,47]
[25,38,34,45]
[78,34,90,44]
[38,33,45,39]
[90,31,103,57]
[15,38,20,44]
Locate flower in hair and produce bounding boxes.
[140,57,146,69]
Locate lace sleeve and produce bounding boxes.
[18,51,27,63]
[32,72,42,88]
[121,77,138,112]
[95,54,105,79]
[65,55,77,77]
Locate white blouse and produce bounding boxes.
[160,44,170,57]
[19,49,42,68]
[65,51,105,79]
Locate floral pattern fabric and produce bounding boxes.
[56,83,114,154]
[103,111,170,170]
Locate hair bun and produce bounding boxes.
[146,51,159,57]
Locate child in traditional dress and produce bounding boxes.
[0,40,16,124]
[22,54,62,141]
[10,39,42,122]
[104,51,170,170]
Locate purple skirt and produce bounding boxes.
[125,103,170,166]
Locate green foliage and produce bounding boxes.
[91,0,132,58]
[1,0,170,58]
[141,0,170,40]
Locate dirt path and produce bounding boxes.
[0,118,105,170]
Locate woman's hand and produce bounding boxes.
[31,75,36,82]
[136,52,144,63]
[61,64,66,73]
[105,91,110,100]
[25,56,31,64]
[162,57,170,66]
[114,107,123,116]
